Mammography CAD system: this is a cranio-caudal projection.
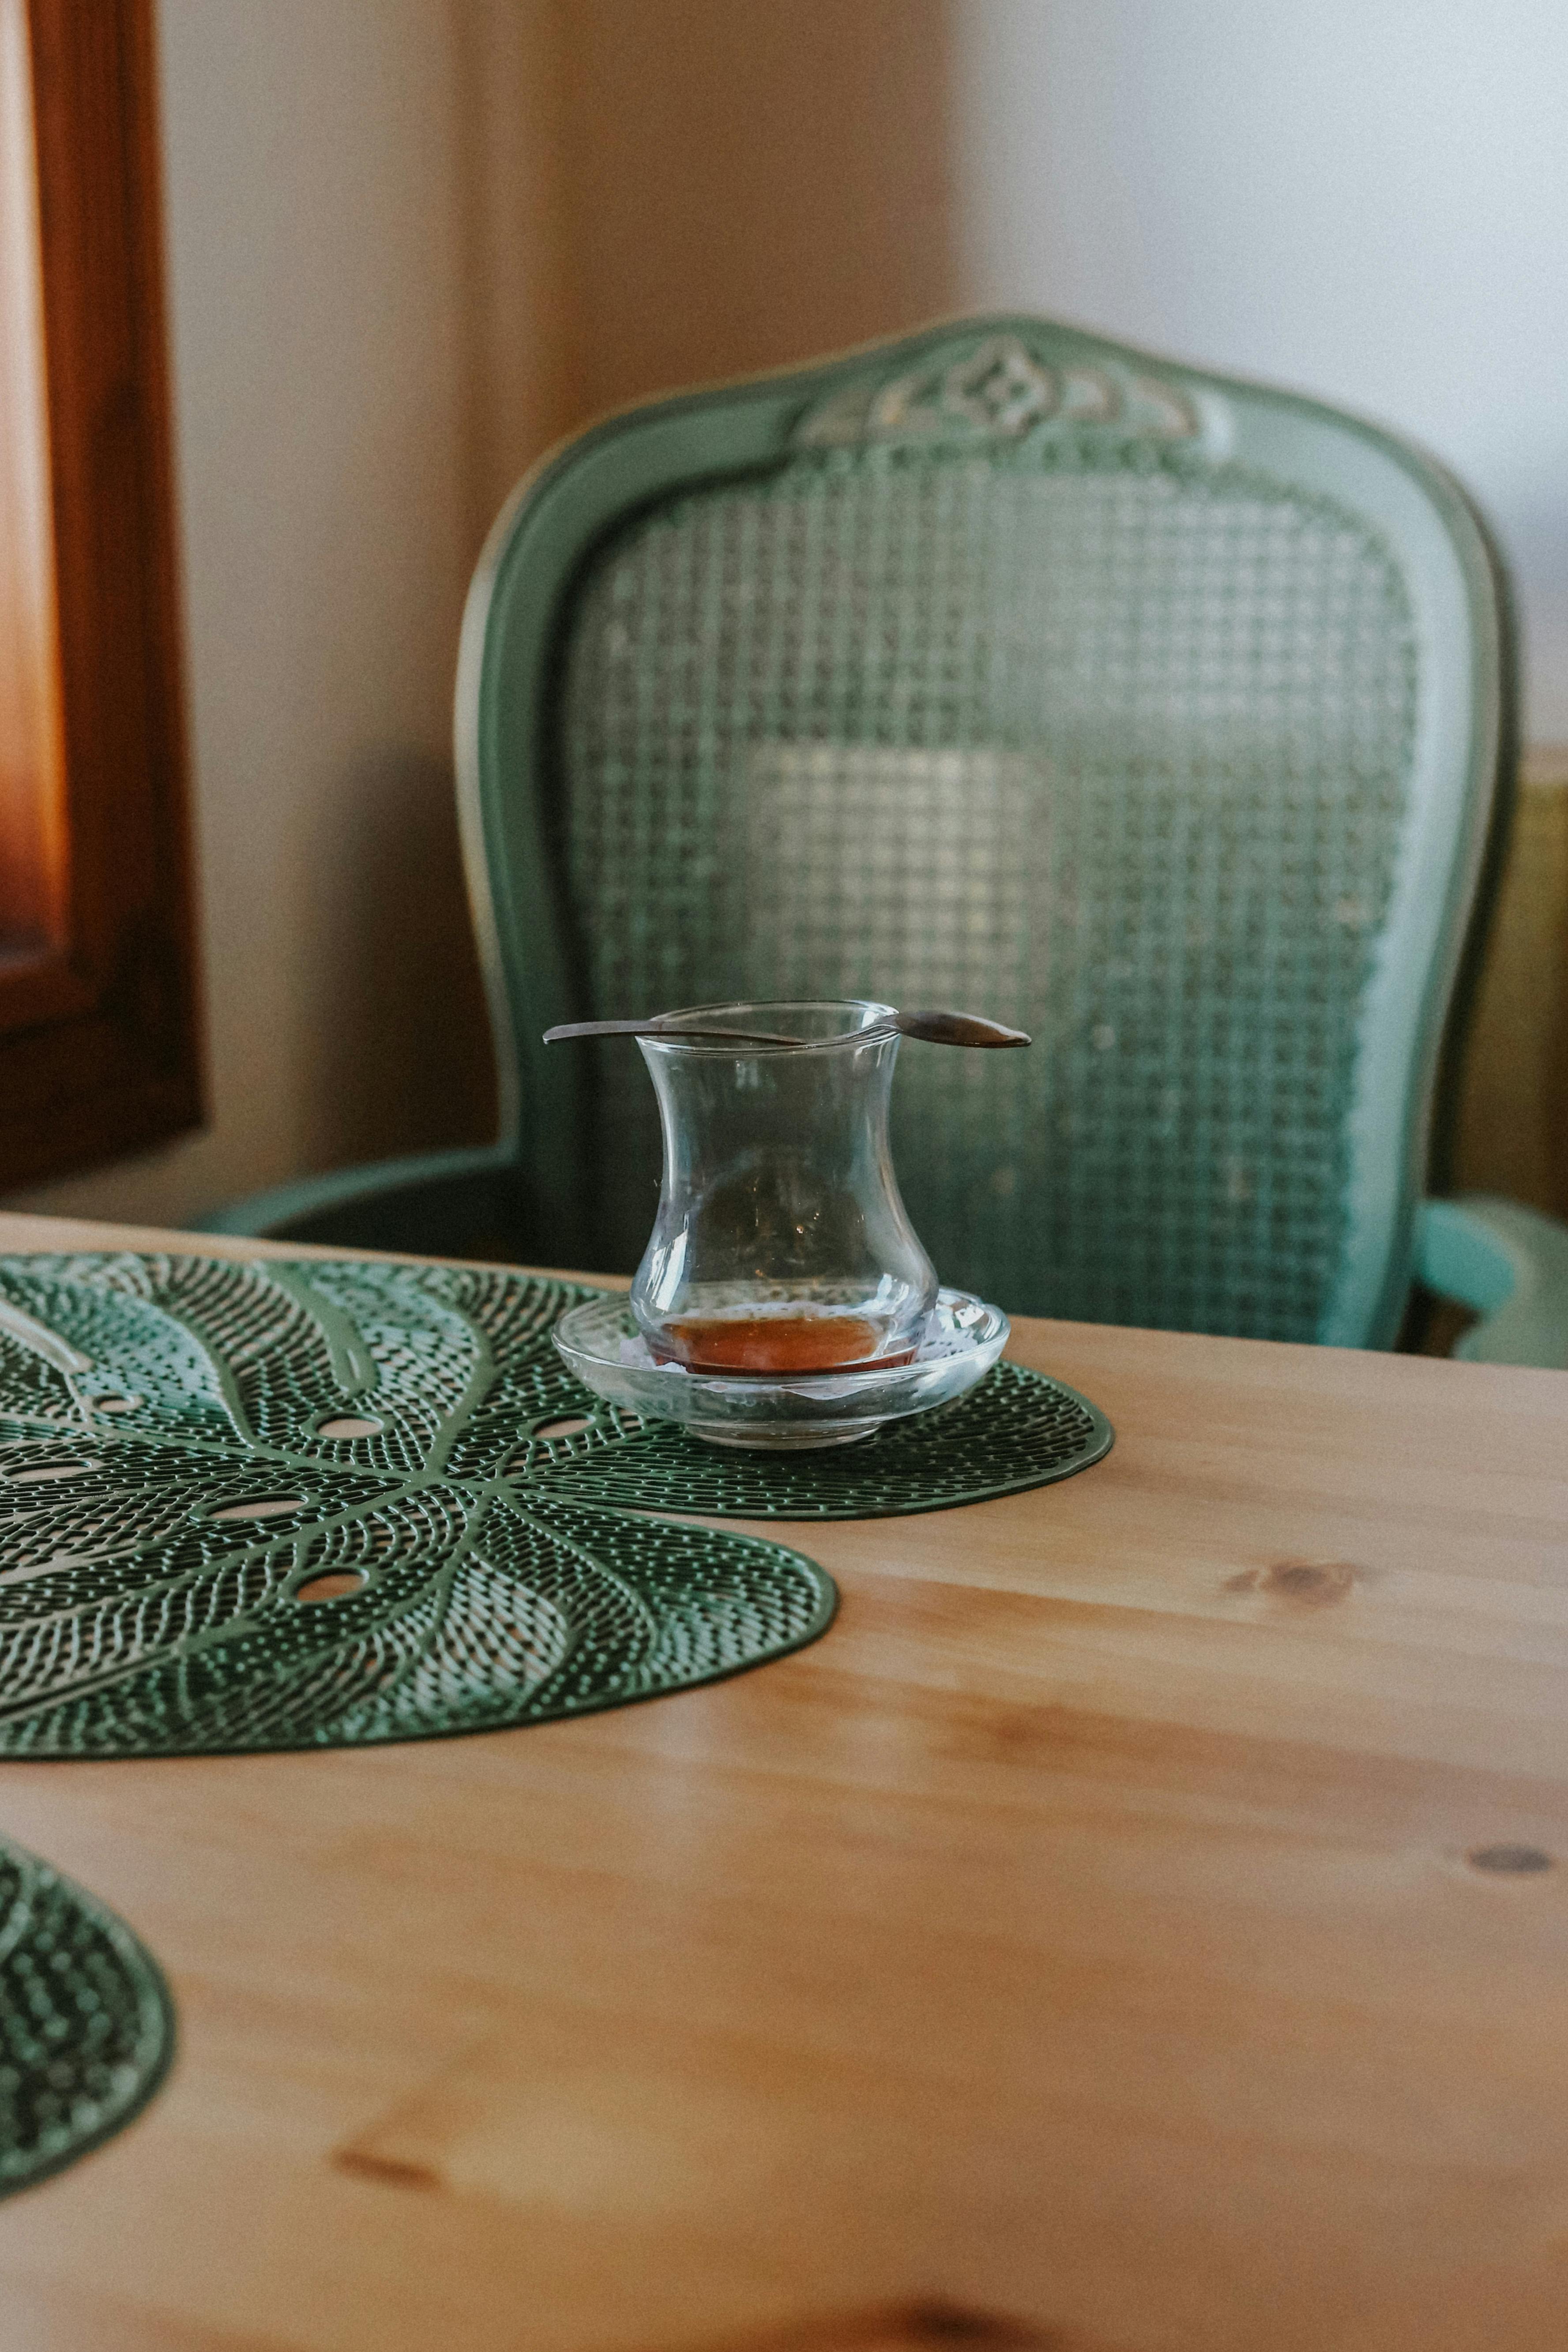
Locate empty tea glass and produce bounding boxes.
[629,999,938,1375]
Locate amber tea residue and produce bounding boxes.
[655,1314,912,1375]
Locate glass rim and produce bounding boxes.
[637,997,899,1054]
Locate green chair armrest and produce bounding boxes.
[1416,1195,1568,1368]
[189,1143,530,1259]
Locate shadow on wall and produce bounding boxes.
[435,0,959,1149]
[407,0,961,1158]
[262,0,960,1205]
[305,751,495,1173]
[554,0,959,417]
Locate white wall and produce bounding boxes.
[6,0,497,1226]
[953,0,1568,740]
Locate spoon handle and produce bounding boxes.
[544,1008,1033,1049]
[543,1019,804,1046]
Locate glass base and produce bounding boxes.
[553,1290,1009,1450]
[690,1418,881,1450]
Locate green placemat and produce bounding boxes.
[0,1835,174,2198]
[0,1254,834,1757]
[537,1356,1112,1519]
[0,1253,1110,1756]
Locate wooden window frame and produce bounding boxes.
[0,0,201,1188]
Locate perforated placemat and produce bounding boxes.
[0,1254,835,1758]
[0,1835,174,2197]
[537,1358,1113,1519]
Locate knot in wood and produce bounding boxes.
[1226,1559,1358,1606]
[1467,1844,1553,1875]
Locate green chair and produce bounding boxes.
[199,315,1568,1364]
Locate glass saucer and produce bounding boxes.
[553,1289,1010,1450]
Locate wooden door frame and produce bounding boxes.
[0,0,202,1187]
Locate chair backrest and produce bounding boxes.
[455,316,1512,1345]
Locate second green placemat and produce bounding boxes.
[1,1835,174,2198]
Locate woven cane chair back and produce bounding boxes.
[457,318,1509,1343]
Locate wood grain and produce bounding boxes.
[3,1211,1568,2350]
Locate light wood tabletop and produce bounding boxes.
[4,1210,1568,2352]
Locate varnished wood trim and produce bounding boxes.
[0,0,203,1187]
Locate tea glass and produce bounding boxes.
[629,999,938,1376]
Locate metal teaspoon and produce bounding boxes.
[542,1008,1031,1048]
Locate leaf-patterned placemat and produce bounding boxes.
[0,1254,835,1757]
[1,1834,174,2197]
[536,1357,1113,1520]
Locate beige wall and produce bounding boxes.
[6,0,954,1228]
[560,0,955,417]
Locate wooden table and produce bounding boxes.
[4,1212,1568,2352]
